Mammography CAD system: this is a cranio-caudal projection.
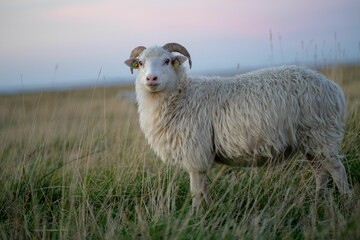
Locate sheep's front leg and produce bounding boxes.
[189,171,211,209]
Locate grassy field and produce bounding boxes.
[1,65,360,239]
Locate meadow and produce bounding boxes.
[0,64,359,239]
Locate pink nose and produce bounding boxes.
[146,75,158,82]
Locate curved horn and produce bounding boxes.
[128,46,146,73]
[130,46,146,58]
[162,43,192,69]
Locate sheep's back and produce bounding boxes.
[210,65,344,161]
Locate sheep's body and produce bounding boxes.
[125,44,351,208]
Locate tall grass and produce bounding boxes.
[0,66,359,239]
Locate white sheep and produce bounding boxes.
[124,42,351,208]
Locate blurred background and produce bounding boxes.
[1,0,359,93]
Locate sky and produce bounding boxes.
[0,0,359,92]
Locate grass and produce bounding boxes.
[0,65,360,239]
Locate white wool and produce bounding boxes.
[136,61,344,172]
[126,45,350,206]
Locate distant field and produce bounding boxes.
[0,65,359,239]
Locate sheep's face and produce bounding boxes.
[125,47,188,93]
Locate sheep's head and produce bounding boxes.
[125,43,191,93]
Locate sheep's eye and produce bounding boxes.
[138,61,143,66]
[164,59,170,65]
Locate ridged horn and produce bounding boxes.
[129,46,146,73]
[162,43,192,69]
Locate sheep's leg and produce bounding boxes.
[310,160,329,199]
[322,156,351,195]
[309,154,351,195]
[189,171,211,209]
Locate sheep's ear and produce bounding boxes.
[172,55,188,68]
[124,58,139,74]
[125,58,139,68]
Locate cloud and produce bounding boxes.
[50,2,118,22]
[1,0,359,87]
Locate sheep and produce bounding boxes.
[124,42,351,208]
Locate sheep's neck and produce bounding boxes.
[136,89,168,136]
[136,77,187,141]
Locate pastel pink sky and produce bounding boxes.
[0,0,359,91]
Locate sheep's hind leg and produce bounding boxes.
[322,155,351,196]
[309,157,330,201]
[189,171,211,210]
[308,153,351,195]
